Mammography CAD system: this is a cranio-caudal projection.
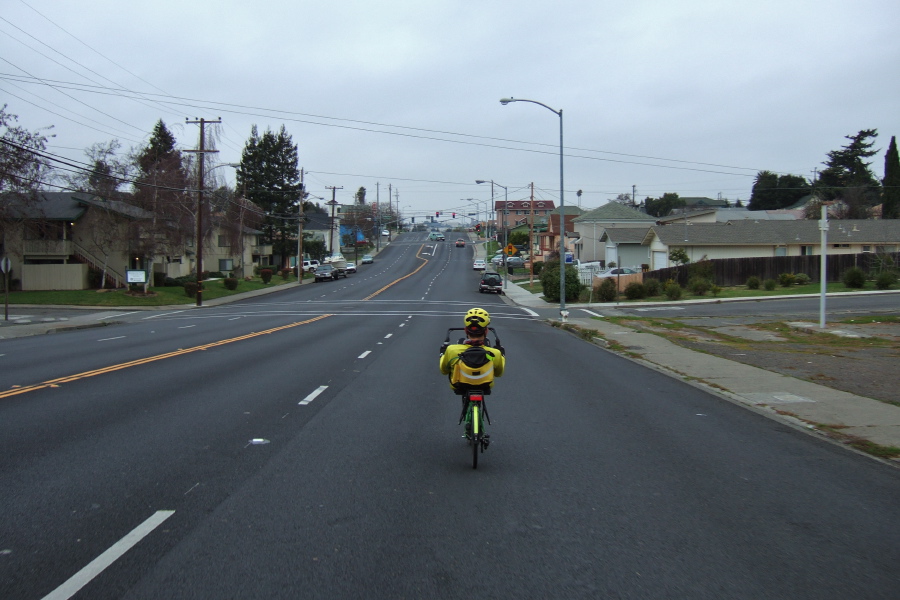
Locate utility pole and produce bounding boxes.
[325,185,343,256]
[297,168,305,283]
[529,182,536,286]
[375,182,380,252]
[185,117,221,307]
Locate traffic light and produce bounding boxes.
[452,212,456,218]
[435,211,439,217]
[475,223,481,232]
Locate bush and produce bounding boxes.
[207,271,226,279]
[224,277,239,291]
[710,284,722,297]
[688,259,714,281]
[539,262,583,302]
[87,267,104,289]
[764,279,777,291]
[260,268,273,284]
[841,266,866,289]
[778,272,796,287]
[184,282,199,298]
[746,276,760,290]
[531,261,544,276]
[688,277,711,296]
[665,282,683,300]
[596,277,617,302]
[644,278,662,297]
[623,281,647,300]
[280,269,291,280]
[875,271,897,290]
[795,273,811,285]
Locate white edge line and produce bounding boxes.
[520,308,539,317]
[101,312,138,320]
[579,309,603,317]
[143,310,188,320]
[97,336,126,342]
[299,385,329,405]
[42,510,174,600]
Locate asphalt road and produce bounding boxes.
[2,231,900,599]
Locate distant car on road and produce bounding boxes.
[382,230,390,236]
[361,254,374,264]
[595,267,638,278]
[314,264,337,281]
[479,271,503,294]
[455,238,466,247]
[345,262,357,274]
[473,259,486,270]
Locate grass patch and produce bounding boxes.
[839,315,900,325]
[6,278,293,306]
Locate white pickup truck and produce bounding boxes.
[302,260,320,273]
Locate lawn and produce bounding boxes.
[4,276,297,306]
[514,279,895,303]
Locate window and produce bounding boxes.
[832,243,850,248]
[775,246,786,256]
[219,259,234,272]
[862,245,872,253]
[800,245,813,256]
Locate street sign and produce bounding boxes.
[0,257,10,273]
[505,244,516,256]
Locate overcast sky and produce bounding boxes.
[3,0,899,221]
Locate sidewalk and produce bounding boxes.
[496,268,900,464]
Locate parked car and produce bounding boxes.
[382,230,390,236]
[479,271,503,294]
[345,262,357,274]
[455,238,466,247]
[361,254,374,264]
[491,255,524,267]
[314,264,337,281]
[473,259,486,270]
[302,259,320,273]
[595,267,638,278]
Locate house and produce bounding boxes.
[494,199,555,232]
[1,191,262,290]
[537,206,583,260]
[644,219,900,270]
[657,208,802,224]
[572,202,656,264]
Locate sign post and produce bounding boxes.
[1,257,11,321]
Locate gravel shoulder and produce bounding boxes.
[620,318,900,406]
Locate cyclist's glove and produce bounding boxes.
[497,345,506,356]
[439,342,449,355]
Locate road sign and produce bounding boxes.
[505,244,516,256]
[0,257,10,273]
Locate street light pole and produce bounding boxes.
[500,97,566,317]
[476,180,508,287]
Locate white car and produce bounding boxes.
[595,267,639,278]
[382,230,390,236]
[473,259,486,271]
[345,262,357,274]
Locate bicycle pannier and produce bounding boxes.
[450,346,495,387]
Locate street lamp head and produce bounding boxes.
[475,180,487,184]
[499,98,513,105]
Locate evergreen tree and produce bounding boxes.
[644,192,684,217]
[882,136,900,219]
[749,171,811,210]
[355,186,367,204]
[815,129,881,202]
[237,125,302,262]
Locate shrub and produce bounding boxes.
[224,277,239,291]
[623,281,647,300]
[163,277,180,287]
[710,284,722,297]
[795,273,811,285]
[875,271,897,290]
[260,268,273,284]
[688,259,714,281]
[207,271,225,279]
[764,279,777,291]
[746,276,760,290]
[152,271,167,288]
[531,261,544,276]
[665,282,683,300]
[280,269,291,280]
[841,266,866,289]
[688,277,711,296]
[778,272,796,287]
[184,282,199,298]
[539,262,583,302]
[644,278,662,297]
[596,277,617,302]
[87,267,104,289]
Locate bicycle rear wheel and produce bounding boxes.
[471,404,480,469]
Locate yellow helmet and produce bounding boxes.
[464,307,491,333]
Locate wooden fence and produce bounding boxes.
[646,252,899,287]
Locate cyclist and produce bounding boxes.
[439,308,505,404]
